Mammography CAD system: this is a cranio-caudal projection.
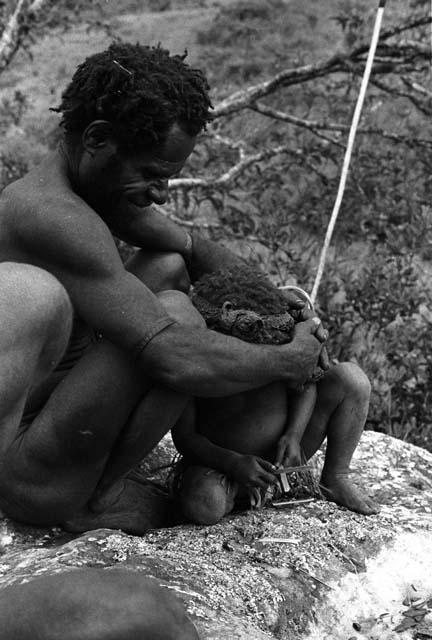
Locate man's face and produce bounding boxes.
[77,121,196,220]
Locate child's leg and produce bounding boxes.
[300,362,379,515]
[178,465,239,525]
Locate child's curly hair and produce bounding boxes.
[193,265,290,314]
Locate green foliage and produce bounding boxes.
[0,91,30,190]
[317,250,432,449]
[183,0,432,449]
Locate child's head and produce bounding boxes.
[192,265,297,345]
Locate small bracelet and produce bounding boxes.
[184,231,193,267]
[184,231,193,254]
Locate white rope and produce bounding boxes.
[286,0,386,305]
[309,1,386,304]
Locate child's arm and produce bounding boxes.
[275,383,317,467]
[172,401,278,489]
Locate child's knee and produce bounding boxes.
[179,467,233,525]
[336,362,371,401]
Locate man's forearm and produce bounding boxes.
[139,323,306,397]
[189,232,245,282]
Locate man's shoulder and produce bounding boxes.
[1,160,70,221]
[0,163,115,271]
[1,163,102,236]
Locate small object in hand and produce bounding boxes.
[279,471,290,493]
[274,463,322,500]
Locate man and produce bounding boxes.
[0,42,365,534]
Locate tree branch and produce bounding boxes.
[0,0,51,73]
[169,145,301,191]
[0,0,28,73]
[250,101,432,148]
[370,76,432,115]
[211,13,431,120]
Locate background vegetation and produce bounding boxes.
[1,0,431,448]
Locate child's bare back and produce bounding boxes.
[197,383,287,459]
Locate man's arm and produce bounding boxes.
[112,203,193,261]
[16,194,324,396]
[112,202,246,280]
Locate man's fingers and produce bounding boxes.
[299,310,327,343]
[315,325,327,343]
[282,291,306,310]
[319,346,330,371]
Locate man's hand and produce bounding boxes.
[231,454,278,489]
[297,309,330,372]
[284,318,327,388]
[274,435,303,468]
[281,290,307,313]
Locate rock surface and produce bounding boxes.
[1,431,432,639]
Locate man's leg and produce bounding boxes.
[0,252,204,532]
[300,362,379,515]
[0,262,73,508]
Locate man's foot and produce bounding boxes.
[63,477,178,535]
[320,473,380,515]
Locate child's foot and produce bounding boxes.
[320,473,380,515]
[63,477,177,535]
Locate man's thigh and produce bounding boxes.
[0,262,72,436]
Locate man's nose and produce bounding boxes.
[148,180,168,205]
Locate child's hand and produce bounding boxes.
[231,455,278,489]
[275,435,303,468]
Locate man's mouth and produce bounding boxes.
[125,193,152,207]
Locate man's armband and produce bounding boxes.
[133,317,177,363]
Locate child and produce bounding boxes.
[172,265,379,524]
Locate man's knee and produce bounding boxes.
[0,262,72,336]
[158,291,206,329]
[0,263,72,378]
[127,250,191,293]
[331,362,371,402]
[179,466,232,525]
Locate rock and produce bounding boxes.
[1,432,432,639]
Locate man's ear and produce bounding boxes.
[82,120,117,154]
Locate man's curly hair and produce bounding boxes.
[52,42,213,149]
